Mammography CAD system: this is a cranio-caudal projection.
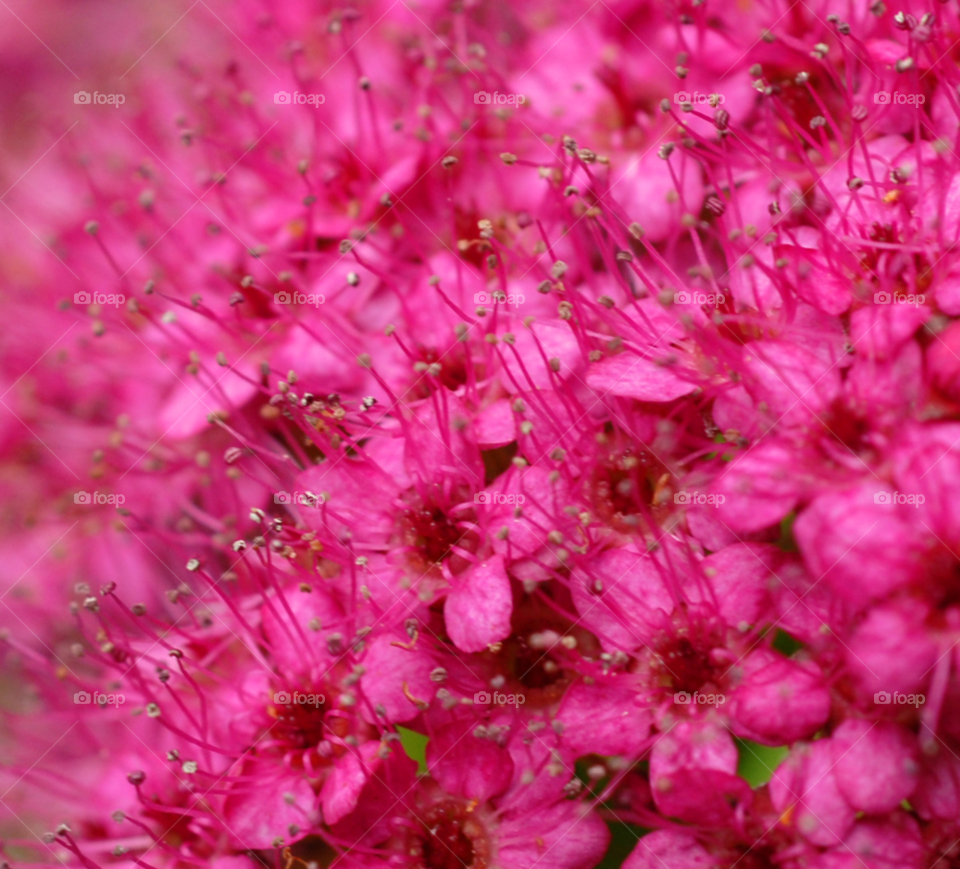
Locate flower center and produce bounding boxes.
[271,694,329,750]
[421,818,476,869]
[857,223,934,293]
[510,634,565,690]
[404,502,465,564]
[400,487,478,572]
[589,441,667,529]
[410,799,490,869]
[649,618,725,695]
[417,345,469,392]
[822,397,870,453]
[475,598,597,706]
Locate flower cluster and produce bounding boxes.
[2,2,960,868]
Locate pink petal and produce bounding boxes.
[831,720,919,814]
[623,831,715,869]
[359,631,436,724]
[555,682,652,757]
[444,555,513,653]
[586,353,696,402]
[770,741,855,847]
[473,398,518,447]
[320,743,381,825]
[497,802,610,869]
[426,721,513,802]
[222,763,315,849]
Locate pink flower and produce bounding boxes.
[4,1,960,867]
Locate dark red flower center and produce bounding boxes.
[272,695,328,749]
[410,800,489,869]
[417,345,469,392]
[400,486,479,572]
[421,818,476,869]
[404,502,466,564]
[650,619,725,695]
[590,441,667,529]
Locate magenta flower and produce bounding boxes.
[2,2,960,868]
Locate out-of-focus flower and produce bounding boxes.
[3,1,960,867]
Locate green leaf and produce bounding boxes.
[396,726,429,775]
[772,628,804,657]
[595,821,651,869]
[776,511,798,552]
[736,738,788,788]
